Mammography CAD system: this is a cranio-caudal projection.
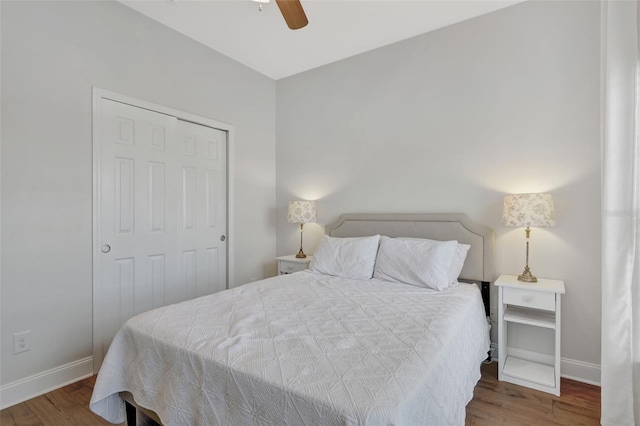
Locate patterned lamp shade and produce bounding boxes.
[287,200,316,224]
[503,193,556,227]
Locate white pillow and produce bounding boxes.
[448,243,471,284]
[396,238,471,285]
[309,235,380,280]
[373,236,458,290]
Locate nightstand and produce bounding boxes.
[496,274,565,396]
[277,255,313,275]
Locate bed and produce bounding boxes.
[90,213,494,425]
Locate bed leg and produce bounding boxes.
[481,281,492,362]
[480,281,490,317]
[125,401,137,426]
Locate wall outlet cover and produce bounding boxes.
[14,331,31,354]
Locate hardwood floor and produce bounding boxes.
[466,362,601,425]
[1,361,600,425]
[0,375,123,426]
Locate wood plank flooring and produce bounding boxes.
[1,361,600,425]
[466,362,600,425]
[0,376,123,426]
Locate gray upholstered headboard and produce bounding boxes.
[325,213,495,283]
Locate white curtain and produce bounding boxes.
[601,1,640,425]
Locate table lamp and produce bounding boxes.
[502,193,555,282]
[287,200,316,258]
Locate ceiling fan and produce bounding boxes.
[254,0,308,30]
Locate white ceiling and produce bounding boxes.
[121,0,525,80]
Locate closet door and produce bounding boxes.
[176,120,227,301]
[94,98,228,369]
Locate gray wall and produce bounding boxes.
[1,1,276,386]
[276,0,602,378]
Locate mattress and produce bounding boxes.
[90,271,490,425]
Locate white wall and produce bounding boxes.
[1,0,276,393]
[276,0,601,381]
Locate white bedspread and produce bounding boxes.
[90,272,489,425]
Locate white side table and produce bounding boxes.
[277,255,313,275]
[496,274,565,396]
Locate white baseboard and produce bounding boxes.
[490,345,601,386]
[561,357,601,386]
[0,356,93,410]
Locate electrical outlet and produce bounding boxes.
[14,331,31,354]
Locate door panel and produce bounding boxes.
[176,120,227,299]
[98,99,178,359]
[96,99,227,369]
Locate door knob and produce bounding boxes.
[220,235,226,242]
[101,244,111,253]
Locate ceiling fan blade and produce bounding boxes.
[275,0,308,30]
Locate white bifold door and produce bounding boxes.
[94,98,227,370]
